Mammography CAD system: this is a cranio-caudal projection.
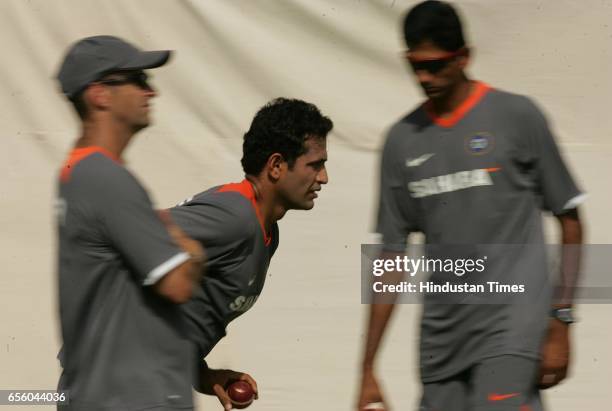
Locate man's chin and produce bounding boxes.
[132,121,150,133]
[294,200,315,211]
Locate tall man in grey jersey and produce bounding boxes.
[356,2,584,411]
[169,98,332,410]
[55,36,204,410]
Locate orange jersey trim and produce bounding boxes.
[60,146,121,182]
[425,81,491,128]
[217,180,272,246]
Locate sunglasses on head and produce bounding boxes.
[405,48,465,74]
[98,71,151,90]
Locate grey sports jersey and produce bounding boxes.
[377,83,583,381]
[170,179,279,358]
[56,147,194,410]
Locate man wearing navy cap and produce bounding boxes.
[55,36,204,410]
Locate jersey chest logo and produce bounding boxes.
[408,168,500,198]
[406,153,435,168]
[465,132,495,155]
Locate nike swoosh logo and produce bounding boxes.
[488,393,520,402]
[406,153,435,167]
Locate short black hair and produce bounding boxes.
[403,0,466,52]
[241,98,333,175]
[70,91,88,120]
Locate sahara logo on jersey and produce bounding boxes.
[229,294,260,313]
[408,168,499,198]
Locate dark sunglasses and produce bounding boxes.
[405,48,465,74]
[99,71,152,90]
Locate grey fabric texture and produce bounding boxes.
[377,85,581,381]
[170,181,279,359]
[0,1,608,410]
[57,150,194,410]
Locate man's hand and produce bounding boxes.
[196,365,258,410]
[151,210,205,303]
[357,368,387,410]
[538,318,571,389]
[158,209,206,266]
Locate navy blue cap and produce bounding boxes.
[57,35,171,99]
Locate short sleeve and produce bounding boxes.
[376,128,420,250]
[169,197,255,256]
[521,99,585,214]
[85,160,188,285]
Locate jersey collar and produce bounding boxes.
[60,146,122,182]
[424,81,491,128]
[217,180,273,246]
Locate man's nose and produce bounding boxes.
[317,166,329,185]
[415,69,434,84]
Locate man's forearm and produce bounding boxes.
[555,208,583,307]
[362,303,397,370]
[362,252,405,370]
[193,358,209,393]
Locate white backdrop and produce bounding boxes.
[1,1,610,410]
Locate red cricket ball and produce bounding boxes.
[226,380,254,409]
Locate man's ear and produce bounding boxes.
[457,47,471,70]
[85,83,111,112]
[266,153,285,181]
